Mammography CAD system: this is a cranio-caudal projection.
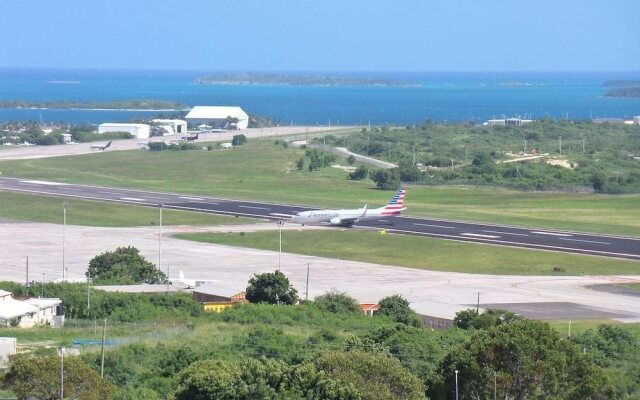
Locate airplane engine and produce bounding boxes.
[329,217,342,225]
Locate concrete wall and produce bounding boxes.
[98,124,151,139]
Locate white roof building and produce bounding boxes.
[151,119,188,136]
[185,106,249,130]
[0,296,64,328]
[98,123,151,139]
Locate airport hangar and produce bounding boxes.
[185,106,249,130]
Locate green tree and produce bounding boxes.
[232,134,247,146]
[296,157,305,171]
[440,320,614,400]
[5,354,115,400]
[375,295,422,327]
[246,270,298,305]
[454,308,522,330]
[370,169,401,190]
[315,350,426,400]
[314,290,361,314]
[397,161,422,182]
[347,155,356,165]
[86,246,167,285]
[348,165,369,180]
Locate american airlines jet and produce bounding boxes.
[291,188,406,227]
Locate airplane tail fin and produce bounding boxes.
[380,188,406,216]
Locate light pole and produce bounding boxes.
[277,220,283,271]
[158,203,164,270]
[62,202,68,280]
[455,369,459,400]
[60,347,64,399]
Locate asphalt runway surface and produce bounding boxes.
[1,176,639,260]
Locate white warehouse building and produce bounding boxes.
[185,106,249,130]
[98,123,151,139]
[151,119,187,136]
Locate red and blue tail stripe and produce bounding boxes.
[381,188,406,216]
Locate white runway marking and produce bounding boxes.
[120,197,146,202]
[484,230,529,237]
[238,205,270,210]
[99,191,123,195]
[460,232,501,239]
[20,180,65,186]
[531,231,573,237]
[270,213,294,218]
[187,201,218,205]
[559,238,611,245]
[414,223,455,229]
[179,196,205,201]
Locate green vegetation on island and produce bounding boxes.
[604,86,640,98]
[0,99,189,110]
[195,72,419,86]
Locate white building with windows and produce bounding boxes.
[185,106,249,129]
[98,123,150,138]
[0,292,64,328]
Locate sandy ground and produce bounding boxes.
[1,221,639,321]
[0,126,346,161]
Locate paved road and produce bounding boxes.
[1,176,639,260]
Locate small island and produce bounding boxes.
[0,99,189,110]
[602,80,640,87]
[604,87,640,98]
[195,72,420,87]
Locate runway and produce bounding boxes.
[1,176,639,260]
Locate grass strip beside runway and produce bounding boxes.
[0,191,254,227]
[175,230,640,276]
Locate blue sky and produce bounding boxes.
[1,0,638,71]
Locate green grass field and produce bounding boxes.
[174,230,640,275]
[1,140,639,235]
[0,191,252,227]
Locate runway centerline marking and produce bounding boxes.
[186,201,218,205]
[559,238,611,245]
[99,191,124,195]
[20,180,66,186]
[460,232,501,239]
[414,223,455,229]
[238,205,271,210]
[531,231,573,237]
[483,230,529,237]
[179,196,205,201]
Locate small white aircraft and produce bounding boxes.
[291,188,406,227]
[169,270,217,288]
[90,141,112,151]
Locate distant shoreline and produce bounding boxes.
[0,99,189,112]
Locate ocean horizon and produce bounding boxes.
[1,68,639,125]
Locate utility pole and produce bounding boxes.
[476,292,480,314]
[559,136,562,154]
[60,348,64,399]
[455,370,459,400]
[87,270,91,310]
[62,202,68,281]
[100,319,107,378]
[305,263,310,301]
[278,221,283,271]
[494,371,497,400]
[158,204,164,270]
[451,159,454,171]
[412,145,416,166]
[41,272,45,297]
[582,137,585,154]
[25,257,29,291]
[523,139,527,154]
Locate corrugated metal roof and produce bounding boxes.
[185,106,248,120]
[24,298,61,309]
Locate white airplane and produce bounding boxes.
[291,188,406,227]
[169,270,217,288]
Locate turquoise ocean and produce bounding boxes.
[0,69,639,125]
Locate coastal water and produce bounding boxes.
[0,69,639,125]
